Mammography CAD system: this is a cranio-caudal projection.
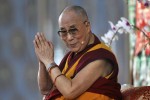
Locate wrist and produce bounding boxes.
[44,60,54,67]
[45,62,57,71]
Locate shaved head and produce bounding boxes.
[58,5,92,53]
[59,5,88,22]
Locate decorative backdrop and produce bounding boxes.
[129,0,150,86]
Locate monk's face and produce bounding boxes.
[58,11,90,53]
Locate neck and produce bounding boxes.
[87,33,94,45]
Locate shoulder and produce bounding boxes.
[81,47,117,65]
[76,47,118,74]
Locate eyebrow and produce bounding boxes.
[69,25,76,28]
[59,24,77,30]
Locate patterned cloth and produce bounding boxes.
[122,86,150,100]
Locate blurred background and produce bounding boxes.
[0,0,149,100]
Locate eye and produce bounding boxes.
[58,30,67,36]
[69,28,78,34]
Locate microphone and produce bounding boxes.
[81,41,84,44]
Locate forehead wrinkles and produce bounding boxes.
[58,12,82,29]
[60,25,76,30]
[59,21,78,30]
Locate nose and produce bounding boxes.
[66,33,74,40]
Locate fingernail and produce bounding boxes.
[37,32,40,35]
[35,35,38,39]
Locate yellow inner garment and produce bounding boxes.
[57,43,114,100]
[62,43,113,79]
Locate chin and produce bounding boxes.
[69,47,80,52]
[70,49,78,52]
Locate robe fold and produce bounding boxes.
[44,35,122,100]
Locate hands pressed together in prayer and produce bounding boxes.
[33,32,54,67]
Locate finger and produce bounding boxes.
[40,32,47,45]
[48,41,54,49]
[33,40,41,61]
[37,33,45,45]
[35,34,41,47]
[41,33,47,42]
[33,39,38,48]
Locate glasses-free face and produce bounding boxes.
[57,21,87,39]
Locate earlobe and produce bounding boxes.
[85,21,90,27]
[87,21,90,25]
[87,22,91,32]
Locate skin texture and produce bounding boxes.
[58,11,91,53]
[33,6,113,99]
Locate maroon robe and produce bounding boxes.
[45,34,122,100]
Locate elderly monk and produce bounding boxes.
[33,5,122,100]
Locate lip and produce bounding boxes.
[69,43,77,47]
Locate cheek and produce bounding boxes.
[77,33,87,42]
[76,35,83,41]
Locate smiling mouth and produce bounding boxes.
[69,43,77,47]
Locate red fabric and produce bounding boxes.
[122,86,150,100]
[135,1,150,56]
[77,48,122,100]
[45,35,122,100]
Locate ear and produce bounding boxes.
[85,21,90,26]
[85,21,91,33]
